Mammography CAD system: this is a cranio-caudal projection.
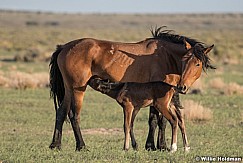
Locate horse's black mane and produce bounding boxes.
[151,26,202,47]
[193,44,216,71]
[151,26,215,71]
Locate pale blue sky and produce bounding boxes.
[1,0,243,14]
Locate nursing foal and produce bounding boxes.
[88,77,189,153]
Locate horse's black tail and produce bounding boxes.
[49,45,65,111]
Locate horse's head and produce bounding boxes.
[177,40,215,94]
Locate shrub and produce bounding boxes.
[208,77,225,90]
[14,48,49,62]
[0,71,49,89]
[208,78,243,95]
[224,82,243,95]
[0,73,9,87]
[181,100,212,121]
[26,21,39,26]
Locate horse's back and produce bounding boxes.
[57,38,100,88]
[55,37,167,88]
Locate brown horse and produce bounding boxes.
[88,77,187,152]
[49,27,214,150]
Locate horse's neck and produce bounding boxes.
[160,41,186,86]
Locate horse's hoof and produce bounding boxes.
[145,143,156,151]
[159,147,170,152]
[49,143,61,150]
[157,144,170,152]
[76,146,89,152]
[132,143,138,151]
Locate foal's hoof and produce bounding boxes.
[170,148,177,153]
[185,146,190,152]
[170,144,177,153]
[123,148,129,151]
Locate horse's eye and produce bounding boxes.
[196,63,200,67]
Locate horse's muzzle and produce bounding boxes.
[176,85,188,94]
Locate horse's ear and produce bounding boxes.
[183,39,192,50]
[203,44,214,54]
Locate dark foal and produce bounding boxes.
[88,77,190,152]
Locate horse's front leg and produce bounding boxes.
[157,115,169,151]
[49,93,70,150]
[145,106,159,151]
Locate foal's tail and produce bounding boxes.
[49,45,65,111]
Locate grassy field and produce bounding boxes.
[0,11,243,162]
[0,88,243,162]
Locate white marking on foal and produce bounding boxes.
[185,146,190,152]
[170,143,177,153]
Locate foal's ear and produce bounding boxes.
[183,39,192,50]
[203,44,214,54]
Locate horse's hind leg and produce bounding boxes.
[157,115,169,151]
[68,88,86,151]
[145,106,159,151]
[49,91,71,150]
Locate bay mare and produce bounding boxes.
[88,77,188,153]
[49,27,215,150]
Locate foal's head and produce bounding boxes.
[177,40,215,94]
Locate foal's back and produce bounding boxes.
[116,81,175,108]
[88,77,175,109]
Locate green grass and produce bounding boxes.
[0,11,243,162]
[0,88,242,162]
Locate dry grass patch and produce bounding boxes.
[224,82,243,95]
[181,100,212,121]
[208,77,243,95]
[208,77,225,89]
[0,72,10,87]
[0,71,49,89]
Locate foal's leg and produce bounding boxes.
[168,109,179,153]
[130,107,140,150]
[145,106,159,151]
[175,108,190,152]
[49,90,71,150]
[157,115,169,151]
[122,103,134,151]
[69,89,86,151]
[160,108,178,153]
